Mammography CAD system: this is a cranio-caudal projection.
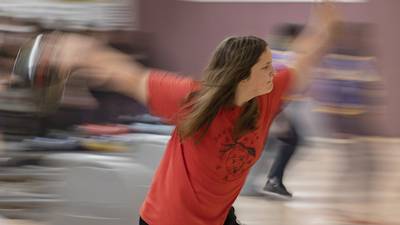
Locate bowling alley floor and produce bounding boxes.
[2,137,400,225]
[234,137,400,225]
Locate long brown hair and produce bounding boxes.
[178,36,268,141]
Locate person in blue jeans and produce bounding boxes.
[261,24,306,199]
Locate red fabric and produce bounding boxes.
[140,69,292,225]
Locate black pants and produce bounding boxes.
[139,217,148,225]
[139,206,240,225]
[268,115,299,182]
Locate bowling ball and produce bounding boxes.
[11,33,70,114]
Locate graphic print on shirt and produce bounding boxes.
[214,128,260,182]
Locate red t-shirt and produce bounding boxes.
[140,69,292,225]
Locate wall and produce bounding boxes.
[368,0,400,137]
[140,0,370,74]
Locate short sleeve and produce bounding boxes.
[147,70,196,124]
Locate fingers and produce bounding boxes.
[320,1,340,24]
[310,0,339,24]
[308,0,341,37]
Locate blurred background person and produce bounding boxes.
[260,23,307,200]
[309,21,385,223]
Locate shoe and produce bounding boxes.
[260,177,293,200]
[224,207,246,225]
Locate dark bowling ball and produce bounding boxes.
[11,33,70,114]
